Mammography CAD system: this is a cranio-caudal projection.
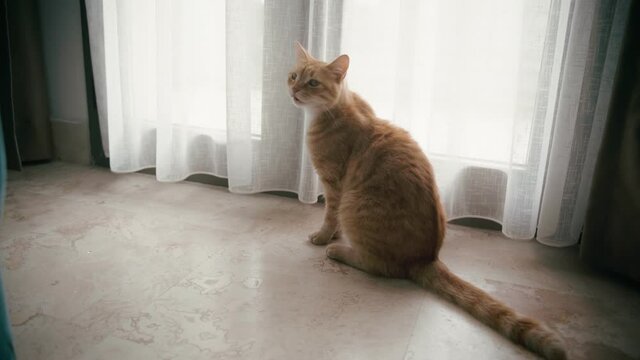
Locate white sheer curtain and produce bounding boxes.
[342,0,570,240]
[86,0,629,245]
[341,0,629,243]
[86,0,341,196]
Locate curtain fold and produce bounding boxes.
[537,0,631,246]
[86,0,628,245]
[84,0,110,158]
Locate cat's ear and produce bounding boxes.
[328,54,350,80]
[295,41,311,63]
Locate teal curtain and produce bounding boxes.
[0,0,16,355]
[0,107,15,359]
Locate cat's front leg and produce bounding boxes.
[309,183,341,245]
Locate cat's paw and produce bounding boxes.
[326,244,341,259]
[308,230,335,245]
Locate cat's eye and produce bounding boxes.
[308,79,319,87]
[290,73,297,80]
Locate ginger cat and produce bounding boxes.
[288,42,566,360]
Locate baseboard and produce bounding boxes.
[49,118,91,165]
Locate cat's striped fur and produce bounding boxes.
[288,43,566,360]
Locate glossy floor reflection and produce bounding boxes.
[1,163,638,360]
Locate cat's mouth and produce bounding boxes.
[292,95,304,105]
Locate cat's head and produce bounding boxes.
[288,42,349,110]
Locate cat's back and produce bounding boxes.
[346,92,428,168]
[352,117,435,187]
[341,114,446,257]
[308,91,437,197]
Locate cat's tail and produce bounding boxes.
[409,260,567,360]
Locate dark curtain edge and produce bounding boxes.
[580,0,640,282]
[0,0,21,171]
[79,0,109,168]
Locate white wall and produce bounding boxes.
[38,0,91,164]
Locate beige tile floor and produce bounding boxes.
[1,162,638,360]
